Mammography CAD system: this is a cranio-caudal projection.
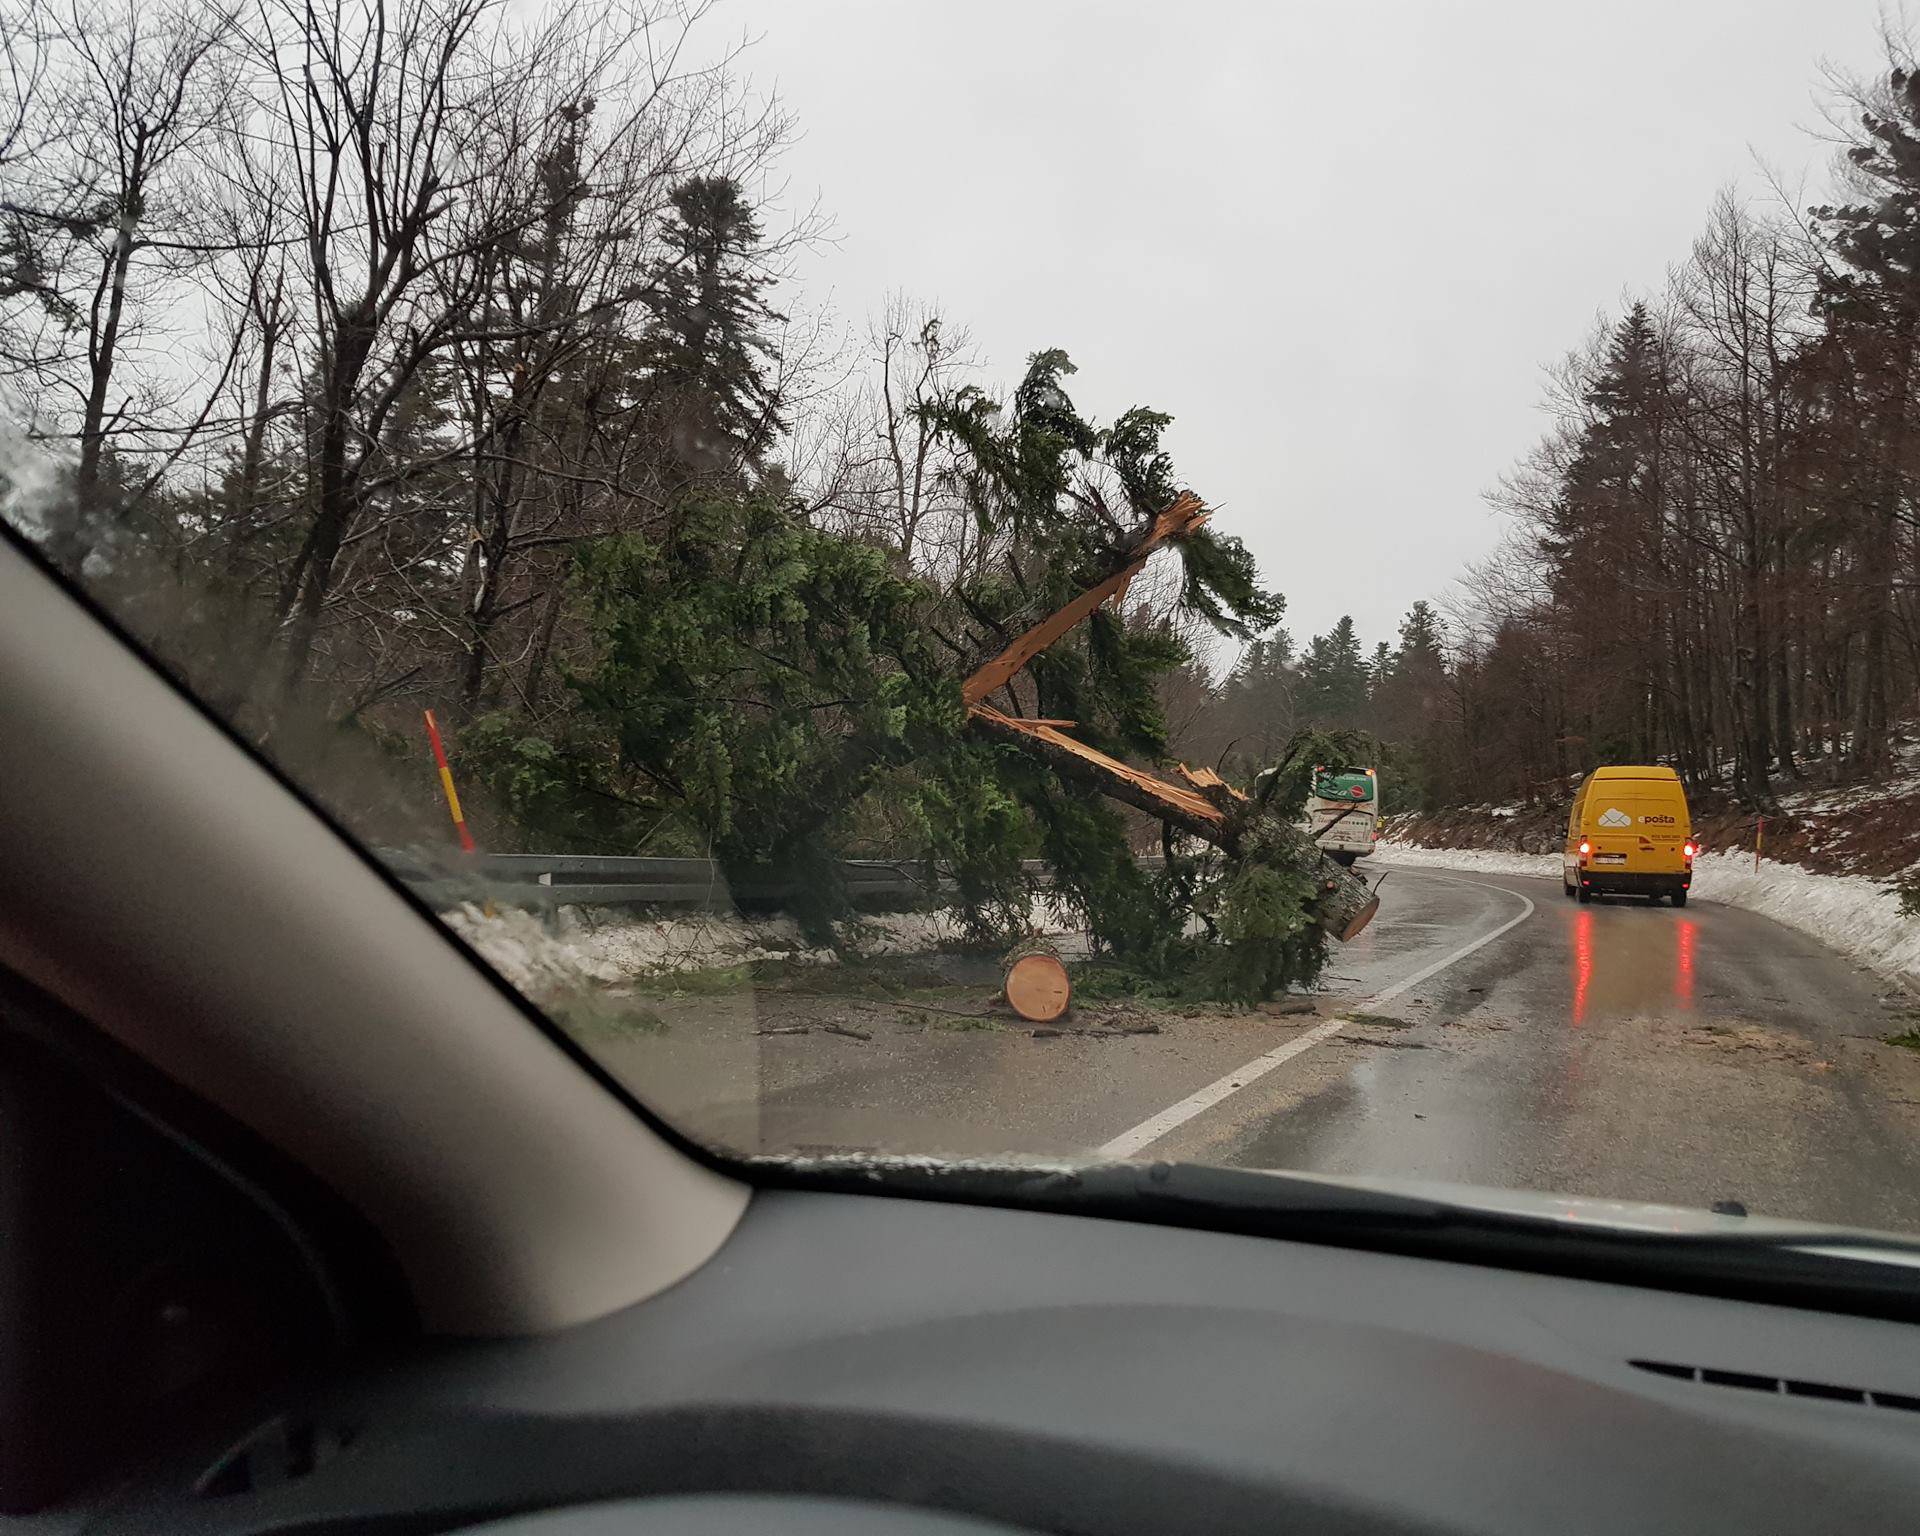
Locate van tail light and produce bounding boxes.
[1683,842,1696,859]
[1578,839,1590,856]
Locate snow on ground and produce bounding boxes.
[448,838,1920,1002]
[0,403,70,535]
[1689,853,1920,990]
[444,894,1076,998]
[1778,773,1920,817]
[1369,844,1557,881]
[1371,841,1920,991]
[443,903,625,996]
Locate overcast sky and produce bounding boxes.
[717,0,1891,649]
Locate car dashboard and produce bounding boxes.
[57,1186,1920,1535]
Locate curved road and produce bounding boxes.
[594,867,1920,1232]
[1157,868,1920,1232]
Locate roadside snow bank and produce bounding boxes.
[443,895,1075,997]
[1688,853,1920,989]
[1369,844,1557,880]
[442,903,623,996]
[1371,841,1920,990]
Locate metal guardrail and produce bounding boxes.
[382,850,1042,913]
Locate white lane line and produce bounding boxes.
[1362,874,1537,1006]
[1093,874,1538,1160]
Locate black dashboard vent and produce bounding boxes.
[1630,1359,1920,1414]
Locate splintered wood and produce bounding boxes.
[970,705,1224,827]
[958,494,1232,837]
[960,493,1211,709]
[1175,763,1240,797]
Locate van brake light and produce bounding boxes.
[1578,839,1590,856]
[1683,842,1696,858]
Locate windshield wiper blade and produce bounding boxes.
[756,1154,1920,1322]
[1107,1162,1920,1256]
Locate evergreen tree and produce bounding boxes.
[1298,616,1370,729]
[1368,599,1446,742]
[1394,600,1445,676]
[1369,640,1392,689]
[1360,600,1450,806]
[1537,303,1674,765]
[929,349,1280,762]
[1205,630,1297,774]
[1808,67,1920,776]
[636,176,787,477]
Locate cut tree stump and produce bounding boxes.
[1004,937,1072,1023]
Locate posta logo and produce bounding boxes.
[1642,813,1676,825]
[1597,807,1631,828]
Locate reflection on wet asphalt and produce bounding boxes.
[588,867,1920,1232]
[1319,868,1521,998]
[1214,871,1920,1232]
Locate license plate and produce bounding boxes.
[1593,853,1627,866]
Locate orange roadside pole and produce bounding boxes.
[1754,815,1764,874]
[423,709,477,854]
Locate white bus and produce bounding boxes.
[1303,766,1379,864]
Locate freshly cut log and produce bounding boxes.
[1003,937,1072,1023]
[1323,870,1380,942]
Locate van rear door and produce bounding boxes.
[1585,784,1687,873]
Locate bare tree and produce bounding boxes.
[0,0,73,346]
[869,293,974,566]
[802,292,977,573]
[218,0,801,710]
[0,0,240,571]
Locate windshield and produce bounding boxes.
[6,0,1920,1247]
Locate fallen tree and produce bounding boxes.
[958,492,1378,951]
[465,348,1380,999]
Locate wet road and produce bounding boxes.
[1159,870,1920,1231]
[589,868,1920,1231]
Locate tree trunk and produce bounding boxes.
[1772,527,1799,780]
[278,318,376,694]
[228,267,285,570]
[1852,320,1916,777]
[459,407,529,720]
[522,558,569,714]
[966,708,1378,944]
[52,136,148,576]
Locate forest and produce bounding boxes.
[1263,53,1920,816]
[4,0,1920,966]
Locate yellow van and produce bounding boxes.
[1563,765,1694,906]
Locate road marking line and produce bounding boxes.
[1362,874,1537,1006]
[1093,874,1537,1160]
